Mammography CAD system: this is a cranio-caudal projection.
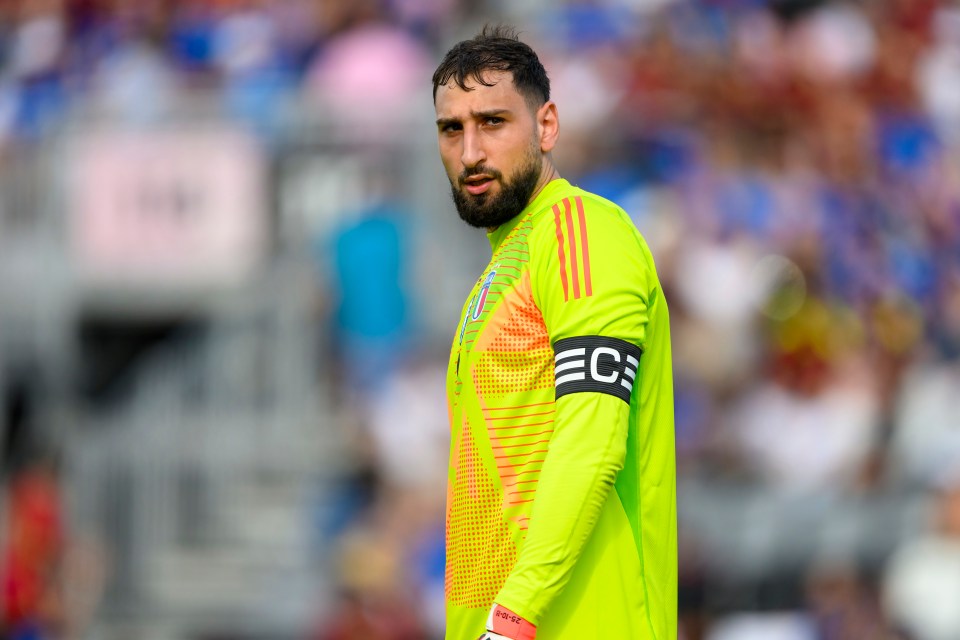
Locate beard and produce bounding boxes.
[450,148,542,230]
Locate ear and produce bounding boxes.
[536,101,559,153]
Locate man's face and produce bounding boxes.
[435,71,543,229]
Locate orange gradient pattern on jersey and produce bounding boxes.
[446,411,517,607]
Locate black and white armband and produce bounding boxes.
[553,336,642,403]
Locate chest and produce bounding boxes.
[448,241,553,396]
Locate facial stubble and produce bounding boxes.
[451,144,542,230]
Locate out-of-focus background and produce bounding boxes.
[0,0,958,638]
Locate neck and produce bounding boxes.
[529,161,561,205]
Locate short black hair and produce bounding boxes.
[432,25,550,109]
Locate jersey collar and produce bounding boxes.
[487,178,571,251]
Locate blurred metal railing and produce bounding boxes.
[0,93,468,637]
[65,288,335,636]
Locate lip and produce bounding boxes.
[463,176,494,196]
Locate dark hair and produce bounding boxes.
[432,25,550,108]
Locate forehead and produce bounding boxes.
[434,70,527,117]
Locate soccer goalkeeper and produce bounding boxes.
[432,25,678,640]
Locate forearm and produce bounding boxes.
[494,393,628,623]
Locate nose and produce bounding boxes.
[460,127,486,170]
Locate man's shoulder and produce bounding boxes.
[530,183,622,216]
[527,184,638,245]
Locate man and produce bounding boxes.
[433,26,677,640]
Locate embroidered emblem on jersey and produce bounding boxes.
[552,196,592,302]
[553,336,642,403]
[459,294,476,342]
[473,268,498,320]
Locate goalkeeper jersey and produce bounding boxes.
[444,178,677,640]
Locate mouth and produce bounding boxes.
[462,174,495,196]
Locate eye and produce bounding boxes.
[484,116,504,126]
[439,122,462,134]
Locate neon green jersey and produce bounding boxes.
[444,179,677,640]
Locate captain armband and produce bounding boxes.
[553,336,643,403]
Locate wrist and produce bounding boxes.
[486,603,537,640]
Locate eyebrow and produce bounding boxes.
[436,109,512,127]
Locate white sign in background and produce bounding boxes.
[70,128,266,293]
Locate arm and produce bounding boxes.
[493,196,654,626]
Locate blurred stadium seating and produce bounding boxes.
[0,0,958,639]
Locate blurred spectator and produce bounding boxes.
[0,450,66,640]
[213,0,297,140]
[7,0,68,141]
[727,299,880,494]
[90,29,178,124]
[312,488,437,640]
[918,8,960,144]
[787,3,876,87]
[212,1,279,78]
[0,0,959,638]
[804,559,904,640]
[303,22,431,136]
[884,471,960,640]
[671,235,761,390]
[317,548,424,640]
[705,612,815,640]
[388,0,460,44]
[367,357,447,492]
[167,0,219,73]
[322,196,414,402]
[891,352,960,485]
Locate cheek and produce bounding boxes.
[442,160,460,184]
[439,144,461,176]
[506,135,537,167]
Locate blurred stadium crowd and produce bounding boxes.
[0,0,960,639]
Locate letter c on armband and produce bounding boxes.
[553,336,642,403]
